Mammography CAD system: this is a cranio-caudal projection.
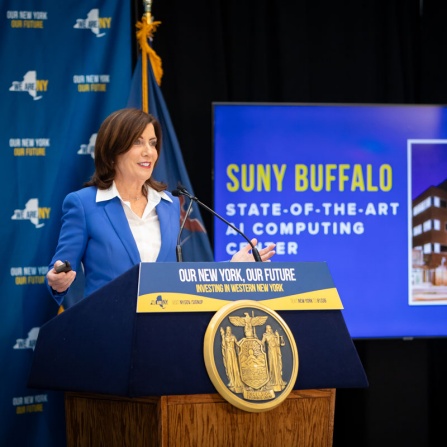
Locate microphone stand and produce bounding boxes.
[176,195,194,262]
[173,185,262,262]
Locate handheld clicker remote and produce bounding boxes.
[55,260,72,273]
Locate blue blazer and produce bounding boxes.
[47,186,180,304]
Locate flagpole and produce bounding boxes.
[141,0,152,112]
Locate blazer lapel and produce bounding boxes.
[104,198,141,264]
[156,198,177,261]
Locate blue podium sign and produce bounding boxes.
[137,262,343,313]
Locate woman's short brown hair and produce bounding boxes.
[84,108,166,192]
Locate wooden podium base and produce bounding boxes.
[65,389,335,447]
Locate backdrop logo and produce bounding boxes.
[9,71,48,100]
[73,74,110,92]
[13,327,39,351]
[6,10,48,29]
[10,265,48,286]
[10,137,50,156]
[11,198,51,228]
[74,9,111,37]
[77,133,96,158]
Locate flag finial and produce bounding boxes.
[144,0,153,22]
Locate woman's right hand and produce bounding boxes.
[47,260,77,293]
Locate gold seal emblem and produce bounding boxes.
[203,300,299,412]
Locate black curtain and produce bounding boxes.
[133,1,447,445]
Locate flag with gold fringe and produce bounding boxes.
[127,10,214,262]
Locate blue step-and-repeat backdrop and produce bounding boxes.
[0,1,132,445]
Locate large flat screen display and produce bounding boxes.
[213,103,447,339]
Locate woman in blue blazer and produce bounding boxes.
[46,108,275,305]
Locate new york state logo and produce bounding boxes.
[204,300,298,412]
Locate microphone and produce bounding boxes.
[172,184,262,262]
[172,189,194,262]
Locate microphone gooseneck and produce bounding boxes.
[172,184,262,262]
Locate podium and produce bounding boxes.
[29,262,367,446]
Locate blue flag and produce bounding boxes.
[127,57,214,262]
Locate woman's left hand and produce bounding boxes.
[230,238,276,262]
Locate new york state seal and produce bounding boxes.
[204,300,298,412]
